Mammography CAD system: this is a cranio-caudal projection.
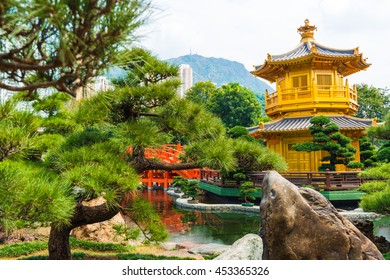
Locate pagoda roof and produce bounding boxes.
[250,116,374,134]
[251,20,371,82]
[271,41,356,62]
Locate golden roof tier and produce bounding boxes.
[251,19,371,119]
[252,19,370,83]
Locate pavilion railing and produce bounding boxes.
[265,84,358,112]
[200,169,364,191]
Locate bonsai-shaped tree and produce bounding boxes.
[171,176,188,193]
[359,136,377,167]
[293,116,363,171]
[239,181,257,205]
[233,172,247,184]
[185,180,201,202]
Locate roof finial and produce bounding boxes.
[297,19,317,42]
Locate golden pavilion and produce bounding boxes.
[249,19,375,172]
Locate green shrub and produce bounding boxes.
[359,188,390,214]
[233,139,288,172]
[0,241,47,258]
[377,147,390,162]
[69,237,132,252]
[358,181,389,194]
[361,163,390,180]
[171,176,188,192]
[184,180,200,201]
[71,252,88,260]
[18,255,49,260]
[233,172,247,182]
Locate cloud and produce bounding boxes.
[140,0,390,89]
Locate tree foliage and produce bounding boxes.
[355,84,389,122]
[359,136,377,167]
[185,81,263,128]
[359,164,390,214]
[0,0,151,98]
[293,116,361,171]
[368,112,390,141]
[185,81,217,106]
[367,112,390,163]
[1,43,287,260]
[208,83,262,128]
[0,99,40,161]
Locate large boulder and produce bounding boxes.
[260,171,384,260]
[214,234,263,260]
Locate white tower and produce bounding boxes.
[178,64,193,98]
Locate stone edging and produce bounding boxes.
[167,190,259,214]
[167,190,382,220]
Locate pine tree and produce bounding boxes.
[293,116,362,171]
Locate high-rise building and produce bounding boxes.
[82,75,113,99]
[177,64,193,98]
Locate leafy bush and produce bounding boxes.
[18,255,48,260]
[233,172,247,182]
[232,139,288,172]
[0,241,47,258]
[171,176,188,192]
[361,163,390,180]
[359,188,390,214]
[69,237,132,252]
[377,147,390,162]
[185,180,201,201]
[358,181,389,194]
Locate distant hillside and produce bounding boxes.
[167,54,274,106]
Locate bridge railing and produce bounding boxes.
[200,169,363,191]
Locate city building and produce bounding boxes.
[81,75,113,99]
[249,19,375,172]
[177,64,193,98]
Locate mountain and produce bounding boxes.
[167,54,274,103]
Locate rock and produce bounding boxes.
[188,243,230,256]
[214,234,263,260]
[260,171,384,260]
[0,228,41,244]
[71,197,128,243]
[352,220,390,253]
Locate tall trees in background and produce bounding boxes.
[356,84,389,122]
[368,113,390,163]
[185,81,263,128]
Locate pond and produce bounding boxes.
[141,189,259,245]
[141,189,390,245]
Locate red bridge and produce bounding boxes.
[130,144,200,189]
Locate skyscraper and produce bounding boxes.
[177,64,193,98]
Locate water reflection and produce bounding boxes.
[141,189,390,245]
[141,189,260,245]
[374,216,390,242]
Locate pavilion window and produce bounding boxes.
[292,75,308,89]
[317,74,332,88]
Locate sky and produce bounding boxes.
[138,0,390,90]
